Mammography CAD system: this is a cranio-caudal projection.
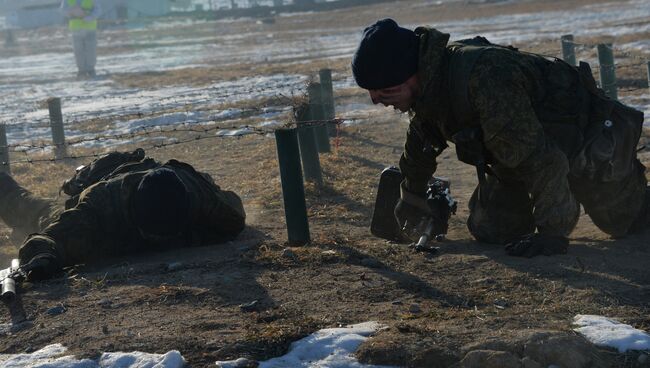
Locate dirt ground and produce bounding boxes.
[1,0,650,367]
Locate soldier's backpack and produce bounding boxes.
[570,62,644,182]
[61,148,146,207]
[447,36,644,182]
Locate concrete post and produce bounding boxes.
[0,125,10,174]
[560,34,576,66]
[646,61,650,93]
[597,43,618,100]
[47,97,67,160]
[308,82,330,153]
[319,69,336,136]
[296,105,323,186]
[274,128,310,245]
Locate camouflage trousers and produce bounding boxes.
[467,159,648,244]
[0,173,59,245]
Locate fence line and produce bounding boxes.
[0,81,305,126]
[562,40,648,64]
[558,35,649,100]
[1,117,348,152]
[0,118,351,165]
[2,116,287,151]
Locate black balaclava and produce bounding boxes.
[352,18,419,90]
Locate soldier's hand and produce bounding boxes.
[504,233,568,258]
[395,182,430,241]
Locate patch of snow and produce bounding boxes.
[573,314,650,353]
[216,321,394,368]
[99,350,185,368]
[0,323,390,368]
[256,120,283,128]
[216,128,253,136]
[0,344,185,368]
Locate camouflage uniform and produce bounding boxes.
[0,155,245,268]
[400,27,646,244]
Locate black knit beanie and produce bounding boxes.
[132,167,190,237]
[352,18,420,90]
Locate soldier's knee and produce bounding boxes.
[467,181,535,244]
[467,215,534,244]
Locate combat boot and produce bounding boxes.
[0,173,56,245]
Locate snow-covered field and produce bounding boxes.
[1,0,648,154]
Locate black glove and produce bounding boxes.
[21,254,60,282]
[504,233,569,258]
[395,182,430,241]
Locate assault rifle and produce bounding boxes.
[1,259,23,302]
[1,259,29,326]
[370,167,457,253]
[408,177,457,253]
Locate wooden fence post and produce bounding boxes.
[560,34,576,66]
[275,128,310,245]
[47,97,67,160]
[0,125,10,174]
[597,44,618,100]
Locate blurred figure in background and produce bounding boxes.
[60,0,101,78]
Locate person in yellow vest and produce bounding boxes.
[60,0,101,78]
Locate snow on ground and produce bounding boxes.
[2,0,649,148]
[0,322,391,368]
[0,74,303,150]
[419,0,650,45]
[573,314,650,353]
[0,344,185,368]
[217,321,394,368]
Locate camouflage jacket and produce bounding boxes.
[400,27,591,236]
[19,158,246,267]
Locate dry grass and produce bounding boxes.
[1,0,649,366]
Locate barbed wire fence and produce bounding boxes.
[559,35,650,96]
[0,69,357,180]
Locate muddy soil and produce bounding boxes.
[1,0,649,367]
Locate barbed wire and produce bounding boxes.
[2,117,348,153]
[1,106,291,150]
[619,87,650,93]
[562,40,649,64]
[0,80,306,126]
[0,117,362,166]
